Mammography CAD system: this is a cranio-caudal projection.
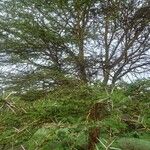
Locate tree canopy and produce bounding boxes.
[0,0,150,90]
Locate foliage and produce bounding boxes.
[0,0,150,90]
[0,0,150,149]
[116,138,150,150]
[0,81,150,150]
[124,78,150,101]
[20,90,48,101]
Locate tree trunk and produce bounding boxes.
[87,101,110,150]
[74,5,89,83]
[103,15,110,86]
[87,127,100,150]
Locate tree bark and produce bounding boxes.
[103,14,110,85]
[87,101,110,150]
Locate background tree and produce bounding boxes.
[0,0,149,91]
[89,0,150,84]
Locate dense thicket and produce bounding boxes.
[0,80,150,150]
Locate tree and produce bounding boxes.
[90,0,150,84]
[0,0,150,91]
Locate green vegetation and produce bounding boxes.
[0,80,150,150]
[0,0,150,149]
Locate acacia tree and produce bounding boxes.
[89,0,150,85]
[0,0,94,90]
[0,0,150,90]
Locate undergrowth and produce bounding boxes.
[0,80,150,150]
